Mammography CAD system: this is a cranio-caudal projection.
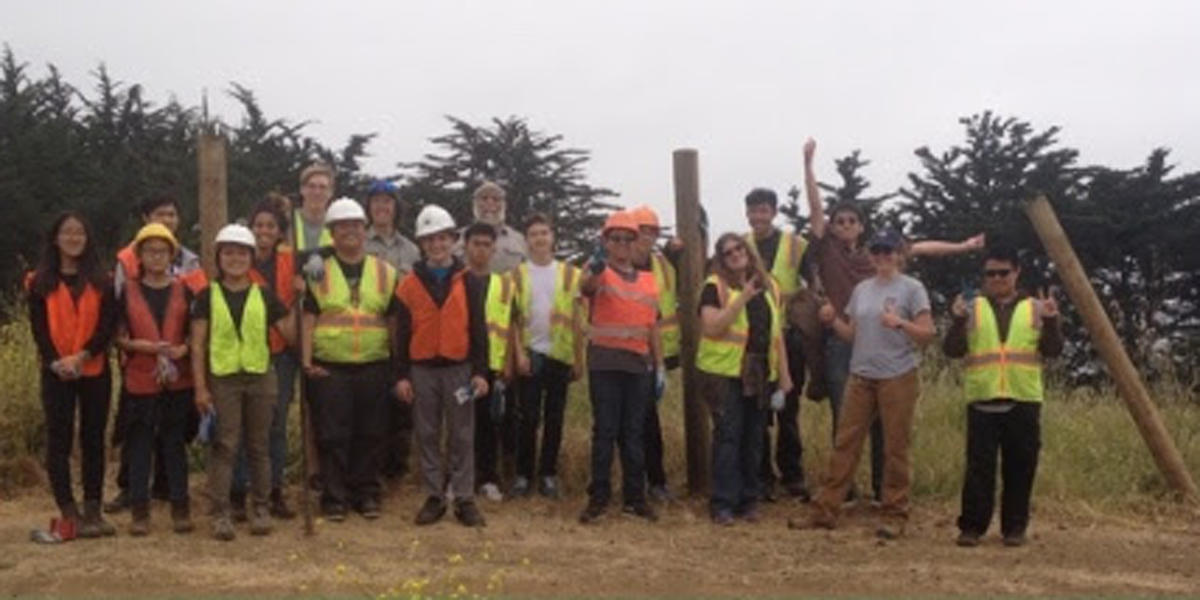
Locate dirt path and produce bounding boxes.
[1,486,1198,598]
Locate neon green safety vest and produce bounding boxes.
[293,209,333,251]
[514,260,581,367]
[650,252,680,360]
[964,297,1044,403]
[209,284,271,376]
[745,229,807,297]
[311,255,397,364]
[485,272,515,373]
[696,274,782,381]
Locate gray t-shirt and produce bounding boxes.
[844,273,931,379]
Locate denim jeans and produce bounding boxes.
[126,389,193,506]
[233,353,296,495]
[710,377,767,516]
[825,333,883,500]
[587,369,651,507]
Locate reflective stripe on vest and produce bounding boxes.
[249,248,295,354]
[964,297,1044,403]
[122,278,193,394]
[695,274,782,381]
[745,230,807,296]
[208,284,270,376]
[650,252,680,360]
[396,268,470,362]
[312,255,396,363]
[589,266,658,355]
[516,261,581,366]
[485,272,514,372]
[28,275,106,376]
[292,209,333,251]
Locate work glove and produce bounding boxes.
[654,368,667,403]
[195,409,217,444]
[302,253,325,281]
[489,379,506,423]
[769,389,785,412]
[588,243,607,275]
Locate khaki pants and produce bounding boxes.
[813,369,919,524]
[208,371,277,515]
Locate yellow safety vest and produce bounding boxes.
[745,229,807,297]
[311,255,397,364]
[514,260,581,366]
[209,284,271,376]
[650,252,680,360]
[695,274,782,381]
[293,209,333,251]
[485,272,514,373]
[964,297,1044,403]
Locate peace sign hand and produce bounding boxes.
[1038,288,1059,320]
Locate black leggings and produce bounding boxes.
[42,369,112,511]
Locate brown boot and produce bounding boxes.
[269,488,296,520]
[171,500,194,534]
[129,503,151,537]
[79,501,116,538]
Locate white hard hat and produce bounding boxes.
[214,224,256,249]
[324,197,367,225]
[415,204,457,238]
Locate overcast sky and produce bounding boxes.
[6,0,1198,239]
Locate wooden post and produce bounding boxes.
[197,133,228,276]
[673,149,710,495]
[1025,195,1199,504]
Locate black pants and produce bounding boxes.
[309,361,392,508]
[474,372,501,486]
[380,390,413,479]
[957,402,1041,536]
[42,369,111,511]
[762,326,807,489]
[644,378,667,489]
[517,354,571,479]
[587,369,650,507]
[126,390,193,506]
[114,390,198,497]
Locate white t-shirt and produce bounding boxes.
[527,260,559,354]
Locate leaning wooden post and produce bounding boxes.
[197,132,228,276]
[673,149,710,495]
[1025,195,1199,504]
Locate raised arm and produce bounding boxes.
[803,138,825,239]
[910,233,985,257]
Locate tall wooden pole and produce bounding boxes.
[673,149,710,495]
[1025,195,1199,504]
[197,133,228,276]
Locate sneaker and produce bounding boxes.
[171,502,194,534]
[80,501,116,538]
[212,515,236,541]
[509,476,531,498]
[1003,532,1028,547]
[648,484,674,503]
[622,503,659,522]
[414,496,447,526]
[578,500,608,524]
[104,490,130,514]
[322,502,347,522]
[538,476,561,500]
[454,499,486,528]
[711,511,735,526]
[230,493,248,523]
[479,483,504,502]
[249,505,273,536]
[956,531,982,547]
[356,498,381,520]
[269,488,297,520]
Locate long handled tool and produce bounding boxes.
[296,287,315,536]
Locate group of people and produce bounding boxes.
[28,140,1061,547]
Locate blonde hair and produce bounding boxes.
[299,162,335,186]
[712,232,769,291]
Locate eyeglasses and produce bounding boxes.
[869,246,894,256]
[721,245,747,258]
[984,269,1012,278]
[607,234,637,244]
[835,216,860,226]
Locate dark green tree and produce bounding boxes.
[780,149,896,234]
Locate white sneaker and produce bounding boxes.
[480,483,504,502]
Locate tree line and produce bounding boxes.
[2,46,1197,384]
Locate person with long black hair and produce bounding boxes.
[26,212,119,539]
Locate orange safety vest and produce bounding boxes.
[249,247,295,354]
[396,269,470,362]
[122,278,193,394]
[588,265,658,356]
[25,273,106,376]
[117,243,209,294]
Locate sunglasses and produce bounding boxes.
[835,216,860,226]
[869,245,895,256]
[721,245,747,258]
[984,269,1012,278]
[607,234,637,244]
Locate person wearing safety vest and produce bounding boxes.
[26,212,119,540]
[943,244,1062,548]
[107,193,207,515]
[395,205,490,528]
[629,204,683,503]
[742,187,814,503]
[301,198,401,522]
[459,222,514,503]
[226,197,300,521]
[190,224,294,541]
[802,138,985,505]
[114,223,197,536]
[578,210,663,525]
[509,212,584,501]
[293,162,335,253]
[804,228,936,539]
[698,233,793,525]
